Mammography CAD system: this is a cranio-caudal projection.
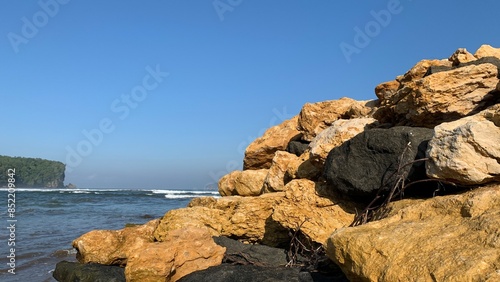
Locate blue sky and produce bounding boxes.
[1,0,499,189]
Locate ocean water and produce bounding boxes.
[0,188,219,282]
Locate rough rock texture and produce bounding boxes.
[272,179,356,244]
[154,193,290,247]
[324,126,433,198]
[213,236,288,267]
[426,105,500,185]
[309,118,378,164]
[394,63,499,127]
[262,151,296,193]
[125,228,225,282]
[474,44,500,59]
[448,48,477,66]
[218,169,268,196]
[53,261,125,282]
[177,264,315,282]
[374,80,400,102]
[326,185,500,282]
[297,98,375,141]
[284,152,319,180]
[73,219,159,265]
[286,140,310,156]
[243,116,301,170]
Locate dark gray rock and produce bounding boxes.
[53,261,125,282]
[177,264,347,282]
[287,140,310,156]
[213,236,288,267]
[323,126,433,199]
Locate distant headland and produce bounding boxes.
[0,155,66,188]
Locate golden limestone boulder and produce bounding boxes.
[125,227,225,282]
[448,48,476,66]
[154,193,289,247]
[297,97,375,142]
[326,185,500,282]
[218,169,268,196]
[285,151,320,180]
[72,219,159,266]
[308,118,378,165]
[243,116,301,170]
[474,44,500,59]
[426,105,500,185]
[262,151,297,193]
[262,151,320,193]
[394,62,499,127]
[374,46,500,127]
[272,179,357,245]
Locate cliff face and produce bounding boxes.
[0,155,65,188]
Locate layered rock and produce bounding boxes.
[324,126,433,198]
[326,184,500,282]
[297,98,375,141]
[218,169,267,196]
[394,62,499,127]
[426,105,500,185]
[125,228,225,282]
[272,179,356,244]
[154,193,290,247]
[374,46,500,127]
[243,116,301,170]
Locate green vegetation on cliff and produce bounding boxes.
[0,155,65,188]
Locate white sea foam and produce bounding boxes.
[164,194,220,199]
[151,189,219,195]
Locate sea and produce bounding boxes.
[0,187,220,282]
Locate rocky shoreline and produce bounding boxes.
[54,45,500,281]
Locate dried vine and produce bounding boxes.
[350,142,457,227]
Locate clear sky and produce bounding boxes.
[1,0,499,189]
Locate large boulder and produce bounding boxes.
[272,179,356,244]
[72,219,159,265]
[309,118,378,165]
[218,169,268,196]
[243,116,301,170]
[324,126,433,199]
[426,105,500,185]
[262,151,296,193]
[474,44,500,59]
[374,46,500,127]
[394,62,499,127]
[297,98,375,141]
[326,184,500,282]
[125,228,225,282]
[154,193,290,247]
[53,261,125,282]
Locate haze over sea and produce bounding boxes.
[0,187,217,282]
